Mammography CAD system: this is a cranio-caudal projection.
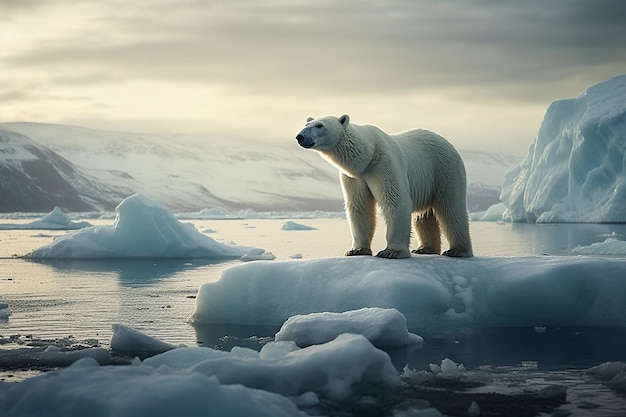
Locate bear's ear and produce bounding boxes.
[339,114,350,127]
[306,117,314,122]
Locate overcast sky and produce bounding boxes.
[2,0,625,154]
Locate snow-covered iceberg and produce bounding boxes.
[25,194,259,259]
[191,256,626,328]
[501,74,626,223]
[0,207,91,230]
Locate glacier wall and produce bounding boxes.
[501,75,626,223]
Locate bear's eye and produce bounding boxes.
[315,124,323,129]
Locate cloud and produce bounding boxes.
[2,0,625,154]
[6,0,626,104]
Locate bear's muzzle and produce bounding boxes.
[296,134,315,149]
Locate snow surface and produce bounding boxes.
[501,74,626,223]
[191,255,626,328]
[281,220,317,231]
[25,194,259,259]
[0,207,91,230]
[275,308,423,348]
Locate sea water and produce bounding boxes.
[2,219,626,415]
[2,219,626,351]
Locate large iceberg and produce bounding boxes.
[501,74,626,223]
[25,194,259,259]
[191,256,626,329]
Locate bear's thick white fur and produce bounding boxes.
[296,114,473,259]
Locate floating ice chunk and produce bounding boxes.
[25,194,259,259]
[587,361,626,379]
[40,345,112,367]
[475,202,507,222]
[241,248,276,262]
[429,358,466,377]
[275,308,423,348]
[587,362,626,393]
[145,333,400,400]
[37,207,92,229]
[0,357,308,417]
[0,207,92,230]
[289,253,303,259]
[0,345,111,370]
[483,204,506,222]
[281,221,317,231]
[571,238,626,256]
[111,324,175,358]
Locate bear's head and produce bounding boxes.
[295,114,350,151]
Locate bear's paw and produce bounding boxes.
[441,248,473,258]
[345,248,373,256]
[376,248,411,259]
[411,247,440,255]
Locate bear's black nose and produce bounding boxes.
[296,134,314,148]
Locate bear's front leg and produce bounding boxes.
[341,174,376,257]
[377,201,412,259]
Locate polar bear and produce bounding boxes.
[295,114,473,259]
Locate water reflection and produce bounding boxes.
[193,323,280,350]
[28,258,232,286]
[393,327,626,372]
[472,222,626,256]
[509,223,626,255]
[194,323,626,373]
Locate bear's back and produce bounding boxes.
[394,129,467,190]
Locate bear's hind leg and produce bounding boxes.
[411,209,441,255]
[437,203,473,257]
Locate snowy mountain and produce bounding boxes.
[0,129,127,212]
[501,74,626,223]
[0,122,518,213]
